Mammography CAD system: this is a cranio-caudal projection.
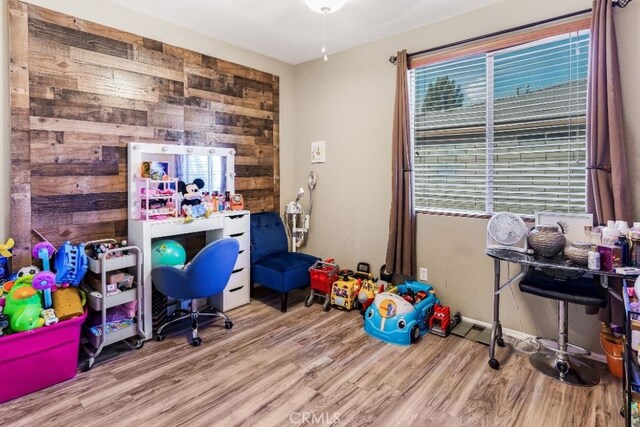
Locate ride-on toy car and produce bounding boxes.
[363,281,440,346]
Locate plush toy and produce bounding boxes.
[4,275,44,332]
[16,265,40,279]
[178,178,210,223]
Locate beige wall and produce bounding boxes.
[294,0,640,353]
[0,0,297,239]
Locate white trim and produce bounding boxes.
[461,315,607,364]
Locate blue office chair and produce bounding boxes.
[250,212,319,312]
[151,238,239,346]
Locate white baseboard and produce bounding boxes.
[461,316,607,364]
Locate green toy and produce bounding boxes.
[4,275,44,332]
[151,239,186,267]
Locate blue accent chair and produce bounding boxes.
[151,238,239,346]
[250,212,319,312]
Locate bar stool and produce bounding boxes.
[519,269,607,387]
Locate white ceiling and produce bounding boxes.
[106,0,507,64]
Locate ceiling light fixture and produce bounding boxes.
[304,0,347,61]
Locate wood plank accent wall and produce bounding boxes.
[8,1,280,268]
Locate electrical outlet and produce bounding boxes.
[419,267,428,282]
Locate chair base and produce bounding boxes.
[155,301,232,346]
[529,350,600,387]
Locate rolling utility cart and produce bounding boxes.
[81,239,145,371]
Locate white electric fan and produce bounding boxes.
[487,212,528,253]
[284,171,316,252]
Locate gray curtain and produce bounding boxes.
[587,0,630,326]
[385,50,416,277]
[586,0,631,225]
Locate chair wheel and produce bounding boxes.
[156,334,165,342]
[488,358,500,370]
[191,337,202,347]
[497,337,505,347]
[224,320,233,330]
[322,301,331,312]
[304,295,314,307]
[556,361,569,374]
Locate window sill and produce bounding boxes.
[416,208,535,223]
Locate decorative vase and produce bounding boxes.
[564,241,592,266]
[528,224,566,257]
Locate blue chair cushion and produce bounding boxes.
[252,252,319,293]
[250,212,289,263]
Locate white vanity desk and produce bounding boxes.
[127,143,250,340]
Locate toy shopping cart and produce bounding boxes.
[306,259,339,311]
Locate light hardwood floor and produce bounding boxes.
[0,289,623,427]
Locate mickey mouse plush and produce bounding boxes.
[178,178,210,223]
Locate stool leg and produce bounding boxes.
[488,258,502,370]
[529,300,599,387]
[556,301,569,379]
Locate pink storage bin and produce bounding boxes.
[0,312,86,404]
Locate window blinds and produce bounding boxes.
[411,30,589,215]
[180,155,223,194]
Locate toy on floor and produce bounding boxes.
[364,280,440,346]
[357,280,391,315]
[428,304,461,337]
[306,259,339,311]
[4,275,44,332]
[331,269,362,311]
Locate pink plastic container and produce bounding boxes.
[0,312,86,404]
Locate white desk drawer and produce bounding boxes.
[210,268,250,311]
[233,252,250,271]
[224,214,249,236]
[227,231,249,253]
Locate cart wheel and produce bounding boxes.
[322,300,331,312]
[488,358,500,370]
[304,295,314,307]
[224,320,233,330]
[134,339,145,349]
[410,325,420,344]
[496,337,505,347]
[191,337,202,347]
[156,333,166,342]
[81,359,94,372]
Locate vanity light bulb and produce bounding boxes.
[323,55,328,62]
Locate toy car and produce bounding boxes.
[330,269,361,311]
[429,304,461,337]
[364,281,439,346]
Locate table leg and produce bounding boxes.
[489,257,503,370]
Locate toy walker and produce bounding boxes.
[364,281,440,346]
[306,259,339,311]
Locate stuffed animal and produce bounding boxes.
[178,178,210,223]
[4,275,44,332]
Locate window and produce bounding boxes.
[411,29,589,216]
[178,155,224,194]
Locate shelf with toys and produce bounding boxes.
[81,239,145,371]
[136,176,180,221]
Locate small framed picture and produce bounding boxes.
[141,161,169,180]
[311,140,326,164]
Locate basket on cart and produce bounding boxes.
[305,259,339,311]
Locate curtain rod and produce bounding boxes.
[389,0,632,65]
